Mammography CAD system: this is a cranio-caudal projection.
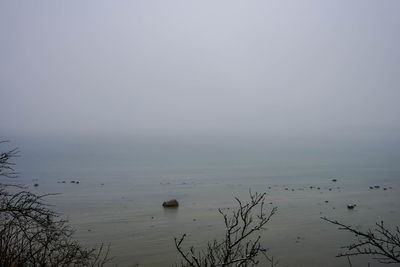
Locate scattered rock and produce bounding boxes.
[71,181,75,183]
[329,188,332,191]
[76,181,80,184]
[325,200,329,203]
[34,183,39,187]
[369,186,373,189]
[62,181,66,183]
[332,179,337,182]
[317,187,320,190]
[374,186,380,188]
[383,188,387,190]
[347,204,356,209]
[162,199,179,208]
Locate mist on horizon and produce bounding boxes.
[1,1,400,140]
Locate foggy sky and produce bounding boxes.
[1,1,399,138]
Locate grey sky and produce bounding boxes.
[1,1,399,138]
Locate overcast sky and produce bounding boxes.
[1,1,399,139]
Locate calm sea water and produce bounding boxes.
[8,135,400,266]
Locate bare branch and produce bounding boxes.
[175,191,277,267]
[0,141,112,266]
[322,217,400,264]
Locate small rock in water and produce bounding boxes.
[347,204,356,209]
[76,181,80,184]
[369,186,374,189]
[332,179,337,182]
[71,181,75,183]
[162,199,179,208]
[325,200,329,203]
[34,183,39,187]
[383,188,387,190]
[374,185,380,188]
[62,181,66,183]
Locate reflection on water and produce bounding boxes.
[13,136,400,266]
[163,206,179,216]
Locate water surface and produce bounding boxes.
[11,135,400,266]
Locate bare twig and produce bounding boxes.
[322,217,400,264]
[0,141,112,266]
[175,190,278,267]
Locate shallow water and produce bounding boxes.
[11,135,400,266]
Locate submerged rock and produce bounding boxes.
[162,199,179,208]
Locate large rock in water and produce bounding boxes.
[163,199,179,208]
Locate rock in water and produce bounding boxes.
[163,199,179,207]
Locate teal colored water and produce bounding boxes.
[9,135,400,266]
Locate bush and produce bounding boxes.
[175,191,277,267]
[0,141,111,267]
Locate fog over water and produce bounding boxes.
[1,0,400,139]
[1,1,400,266]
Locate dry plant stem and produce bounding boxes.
[0,141,112,266]
[0,141,18,178]
[322,217,400,264]
[175,191,277,267]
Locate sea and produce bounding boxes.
[5,134,400,266]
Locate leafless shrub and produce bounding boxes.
[322,217,400,265]
[0,141,111,266]
[175,191,278,267]
[0,141,18,178]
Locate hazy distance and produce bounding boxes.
[1,1,399,140]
